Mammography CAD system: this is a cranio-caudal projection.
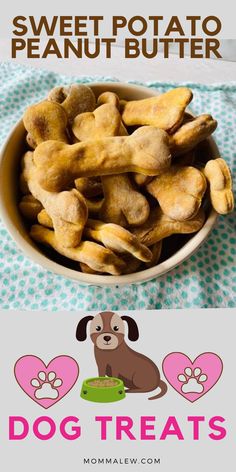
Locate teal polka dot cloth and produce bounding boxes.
[0,62,235,310]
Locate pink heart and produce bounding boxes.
[14,355,79,409]
[162,352,223,402]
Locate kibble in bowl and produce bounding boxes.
[88,378,119,387]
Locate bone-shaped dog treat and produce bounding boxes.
[96,92,128,136]
[122,87,193,132]
[72,91,128,141]
[133,96,196,187]
[170,114,217,156]
[23,100,69,147]
[34,127,171,192]
[21,152,88,247]
[30,224,126,275]
[19,194,43,220]
[73,97,144,226]
[122,93,196,198]
[36,211,145,272]
[80,254,141,275]
[72,103,123,141]
[100,174,150,227]
[203,158,234,214]
[132,207,205,246]
[72,97,147,226]
[48,84,96,123]
[84,219,152,262]
[147,166,207,221]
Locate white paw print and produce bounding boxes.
[31,371,63,399]
[178,367,208,394]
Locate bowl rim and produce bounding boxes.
[0,81,219,286]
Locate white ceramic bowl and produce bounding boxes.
[0,82,218,285]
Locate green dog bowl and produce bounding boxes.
[80,377,126,403]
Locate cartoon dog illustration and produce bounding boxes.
[76,311,167,400]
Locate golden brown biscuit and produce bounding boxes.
[30,224,126,275]
[132,207,205,246]
[23,100,69,146]
[72,99,139,226]
[84,219,152,262]
[33,127,171,192]
[96,92,128,136]
[203,158,234,214]
[97,91,120,108]
[37,212,144,274]
[80,254,142,275]
[147,166,207,221]
[48,83,96,123]
[170,114,217,156]
[73,93,135,227]
[21,152,88,247]
[100,174,150,227]
[122,87,193,132]
[72,103,123,141]
[73,92,128,142]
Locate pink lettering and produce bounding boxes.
[188,416,205,440]
[209,416,226,440]
[160,416,184,440]
[33,416,56,440]
[60,416,81,440]
[95,416,112,440]
[116,416,136,440]
[140,416,156,440]
[9,416,29,440]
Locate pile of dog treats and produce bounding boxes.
[19,84,234,275]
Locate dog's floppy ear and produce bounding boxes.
[76,316,94,341]
[121,316,139,341]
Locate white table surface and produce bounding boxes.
[1,40,236,84]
